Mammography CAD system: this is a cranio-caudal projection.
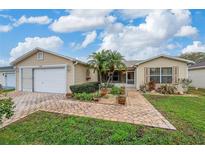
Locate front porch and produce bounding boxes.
[102,70,136,87]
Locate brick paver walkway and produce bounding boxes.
[1,90,176,130]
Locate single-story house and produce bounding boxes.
[10,47,98,93]
[189,61,205,88]
[0,66,16,89]
[102,55,193,90]
[10,47,193,93]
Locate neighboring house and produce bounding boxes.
[10,47,193,94]
[189,61,205,88]
[102,55,193,89]
[10,48,98,93]
[0,66,16,89]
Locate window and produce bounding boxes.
[37,52,44,60]
[150,68,160,83]
[112,71,119,81]
[161,67,172,83]
[149,67,172,84]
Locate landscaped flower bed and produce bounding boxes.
[140,78,192,95]
[69,83,127,105]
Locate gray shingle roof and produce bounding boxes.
[0,66,14,72]
[123,60,142,67]
[189,61,205,69]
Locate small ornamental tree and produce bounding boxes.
[178,78,192,92]
[0,98,14,124]
[88,49,125,87]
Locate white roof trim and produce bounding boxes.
[10,47,87,66]
[135,54,194,66]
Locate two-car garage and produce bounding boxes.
[11,48,97,94]
[20,67,67,94]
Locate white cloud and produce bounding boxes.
[182,41,205,54]
[0,59,9,66]
[70,31,97,49]
[50,9,115,32]
[0,24,12,32]
[14,15,52,27]
[81,31,97,48]
[0,14,16,22]
[10,36,63,62]
[175,25,198,37]
[99,10,197,60]
[119,9,153,19]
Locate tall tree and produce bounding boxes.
[179,52,205,63]
[105,50,126,84]
[88,49,125,85]
[88,50,108,83]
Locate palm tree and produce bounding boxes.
[106,50,126,84]
[88,49,125,86]
[88,50,108,83]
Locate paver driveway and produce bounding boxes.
[1,90,176,130]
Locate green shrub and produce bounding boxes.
[74,92,100,101]
[140,84,148,93]
[178,78,192,92]
[157,84,177,94]
[148,80,156,91]
[0,98,14,123]
[100,83,114,88]
[110,86,121,95]
[70,82,99,93]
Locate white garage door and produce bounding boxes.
[5,73,16,88]
[34,68,66,93]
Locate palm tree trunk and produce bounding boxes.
[99,72,102,84]
[106,71,115,86]
[111,70,115,83]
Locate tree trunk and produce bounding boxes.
[106,70,114,86]
[99,72,102,84]
[111,70,115,83]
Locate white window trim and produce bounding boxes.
[149,67,173,84]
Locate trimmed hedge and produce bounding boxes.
[74,92,100,101]
[70,82,99,93]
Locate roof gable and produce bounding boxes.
[135,54,194,66]
[10,47,87,66]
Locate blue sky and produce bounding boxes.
[0,9,205,66]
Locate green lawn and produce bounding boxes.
[0,89,204,144]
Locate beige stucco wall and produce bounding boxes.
[74,64,98,85]
[189,68,205,88]
[89,68,98,82]
[14,50,97,92]
[136,57,188,89]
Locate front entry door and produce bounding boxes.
[127,71,135,85]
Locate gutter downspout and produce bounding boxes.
[73,61,78,85]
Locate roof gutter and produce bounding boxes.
[189,66,205,70]
[72,61,78,85]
